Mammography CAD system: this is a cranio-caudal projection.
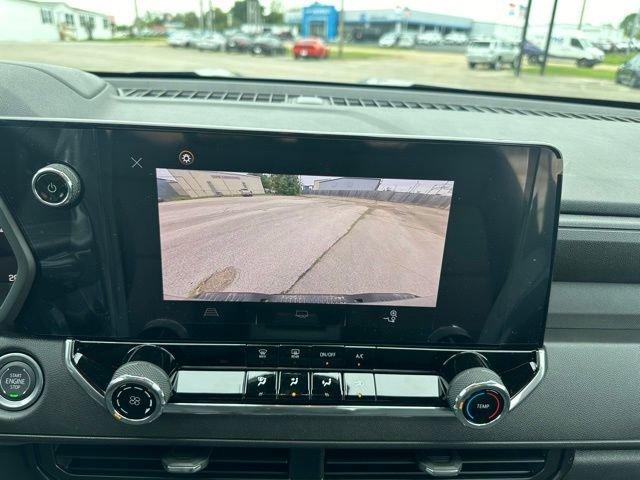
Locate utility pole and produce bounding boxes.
[208,0,214,32]
[338,0,345,58]
[515,0,533,77]
[540,0,559,76]
[133,0,140,32]
[199,0,204,33]
[578,0,587,30]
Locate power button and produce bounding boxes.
[0,353,43,410]
[31,164,81,207]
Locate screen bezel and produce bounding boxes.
[103,127,562,348]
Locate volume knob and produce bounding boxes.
[446,367,510,428]
[105,361,171,425]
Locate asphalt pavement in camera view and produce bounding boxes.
[159,194,450,306]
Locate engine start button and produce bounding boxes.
[0,361,35,401]
[463,389,503,424]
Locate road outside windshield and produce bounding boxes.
[1,0,640,102]
[157,169,453,307]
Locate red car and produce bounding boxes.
[292,38,329,59]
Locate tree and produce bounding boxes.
[620,13,639,38]
[230,0,264,26]
[173,12,200,29]
[210,8,228,31]
[81,15,95,40]
[183,12,200,29]
[261,174,301,196]
[264,0,284,25]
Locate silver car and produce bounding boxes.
[196,33,227,52]
[466,40,519,70]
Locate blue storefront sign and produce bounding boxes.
[301,3,338,40]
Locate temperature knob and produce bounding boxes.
[446,367,510,428]
[443,352,510,428]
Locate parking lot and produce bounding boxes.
[2,40,640,101]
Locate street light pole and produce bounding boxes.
[199,0,204,34]
[515,0,533,77]
[578,0,587,30]
[338,0,345,58]
[208,0,213,32]
[133,0,140,31]
[540,0,559,76]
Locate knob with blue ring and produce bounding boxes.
[446,367,510,428]
[463,389,504,424]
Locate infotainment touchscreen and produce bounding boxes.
[0,123,562,347]
[156,169,453,307]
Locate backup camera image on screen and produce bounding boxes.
[157,169,453,307]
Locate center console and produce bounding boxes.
[0,121,562,433]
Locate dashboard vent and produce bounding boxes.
[118,88,640,123]
[43,445,289,479]
[324,449,563,480]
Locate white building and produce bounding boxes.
[160,171,265,200]
[0,0,113,42]
[313,177,381,191]
[471,21,523,41]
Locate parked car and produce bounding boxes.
[378,32,399,48]
[397,33,416,49]
[292,38,329,59]
[615,54,640,88]
[444,32,469,45]
[196,33,227,52]
[167,31,195,48]
[239,188,253,197]
[466,40,519,70]
[593,40,615,53]
[522,40,544,65]
[250,35,286,56]
[226,34,253,53]
[416,31,443,46]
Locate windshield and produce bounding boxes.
[1,0,640,103]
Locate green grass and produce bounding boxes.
[522,64,615,81]
[603,52,636,65]
[327,48,390,60]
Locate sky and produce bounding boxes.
[60,0,638,27]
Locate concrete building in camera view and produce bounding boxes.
[313,177,381,191]
[158,171,265,201]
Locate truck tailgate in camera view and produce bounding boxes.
[157,169,453,307]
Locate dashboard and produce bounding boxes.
[0,61,639,480]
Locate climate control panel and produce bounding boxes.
[68,341,544,428]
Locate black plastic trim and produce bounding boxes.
[0,196,35,330]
